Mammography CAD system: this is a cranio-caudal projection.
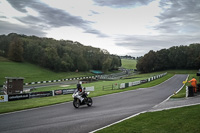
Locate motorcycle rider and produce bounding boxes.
[76,83,86,102]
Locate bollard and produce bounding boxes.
[188,85,194,97]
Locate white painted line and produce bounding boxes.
[149,102,200,112]
[0,101,73,116]
[153,74,188,108]
[0,74,176,118]
[90,74,189,133]
[89,111,147,133]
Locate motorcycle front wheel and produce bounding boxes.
[87,97,93,107]
[73,98,80,108]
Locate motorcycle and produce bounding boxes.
[72,91,93,108]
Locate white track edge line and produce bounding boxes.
[149,102,200,112]
[153,74,189,108]
[89,111,147,133]
[89,74,189,133]
[0,74,182,116]
[0,101,73,116]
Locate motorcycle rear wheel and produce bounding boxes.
[73,99,80,108]
[87,97,93,107]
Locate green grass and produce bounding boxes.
[97,104,200,133]
[0,57,94,85]
[0,72,172,114]
[121,59,137,69]
[32,71,170,93]
[1,57,197,133]
[0,56,198,114]
[0,95,73,114]
[170,70,199,98]
[0,56,10,62]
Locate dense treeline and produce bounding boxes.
[120,55,141,60]
[0,33,121,72]
[136,44,200,73]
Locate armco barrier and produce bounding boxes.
[5,86,94,101]
[62,89,76,95]
[29,91,53,98]
[8,94,29,101]
[140,79,148,83]
[132,81,141,86]
[125,83,129,88]
[120,83,125,89]
[54,87,94,95]
[104,72,167,91]
[54,90,63,95]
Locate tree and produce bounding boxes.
[60,53,74,71]
[0,35,9,57]
[110,56,121,70]
[43,47,60,71]
[136,50,157,73]
[102,57,112,72]
[154,49,169,71]
[0,33,122,72]
[8,37,24,62]
[76,55,88,71]
[137,43,200,73]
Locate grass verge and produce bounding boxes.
[96,104,200,133]
[0,58,94,85]
[121,59,137,69]
[0,72,172,114]
[171,72,199,98]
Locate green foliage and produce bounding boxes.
[0,95,73,114]
[0,33,121,72]
[102,57,112,72]
[137,44,200,73]
[8,36,24,62]
[0,71,172,114]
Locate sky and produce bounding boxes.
[0,0,200,57]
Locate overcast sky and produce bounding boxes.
[0,0,200,56]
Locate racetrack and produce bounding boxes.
[0,74,188,133]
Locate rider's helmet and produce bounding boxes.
[77,84,82,92]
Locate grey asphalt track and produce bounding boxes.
[0,74,188,133]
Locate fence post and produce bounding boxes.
[186,86,188,97]
[52,90,55,96]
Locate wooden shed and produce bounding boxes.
[4,77,24,94]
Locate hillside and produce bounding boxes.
[0,33,121,72]
[0,56,94,85]
[121,59,137,69]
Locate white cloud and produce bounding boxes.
[46,26,131,55]
[0,0,199,56]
